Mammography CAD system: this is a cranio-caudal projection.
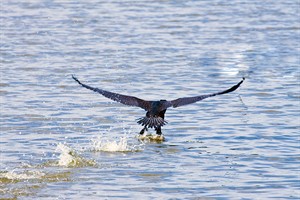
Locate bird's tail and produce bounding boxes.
[137,117,168,129]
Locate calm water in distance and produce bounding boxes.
[1,0,299,199]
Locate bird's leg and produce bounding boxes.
[139,126,148,135]
[155,126,162,135]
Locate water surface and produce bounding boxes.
[1,0,299,199]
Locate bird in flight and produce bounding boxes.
[72,75,244,135]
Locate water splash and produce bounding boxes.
[92,135,144,152]
[55,143,97,167]
[137,134,165,142]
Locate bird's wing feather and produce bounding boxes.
[170,78,245,108]
[72,75,151,111]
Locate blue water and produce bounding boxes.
[1,0,299,199]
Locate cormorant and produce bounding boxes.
[72,75,244,135]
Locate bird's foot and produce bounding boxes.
[155,127,162,135]
[139,130,145,135]
[156,131,162,135]
[139,127,148,135]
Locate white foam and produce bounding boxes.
[0,170,45,180]
[137,134,165,142]
[55,143,96,167]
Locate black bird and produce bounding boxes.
[72,75,244,135]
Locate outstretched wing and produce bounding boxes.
[170,78,245,108]
[72,75,151,111]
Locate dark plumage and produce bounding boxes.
[72,75,244,135]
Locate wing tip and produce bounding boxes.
[72,75,85,86]
[237,77,245,87]
[72,74,79,83]
[241,77,245,83]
